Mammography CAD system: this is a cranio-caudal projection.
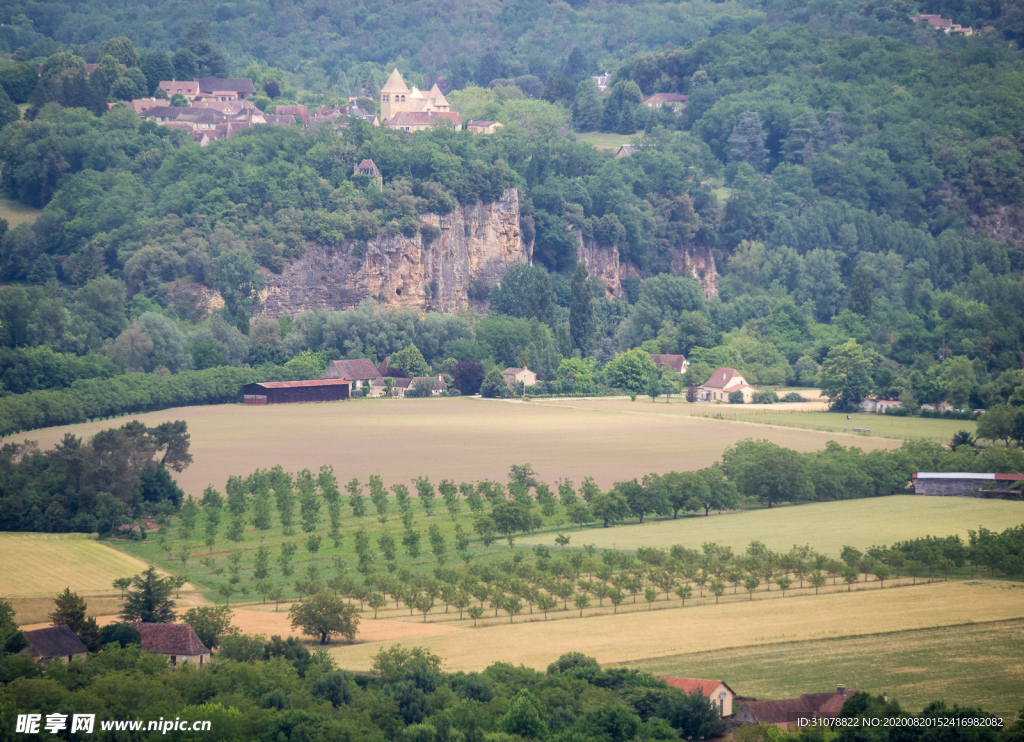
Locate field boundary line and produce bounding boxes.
[498,398,902,444]
[603,616,1024,667]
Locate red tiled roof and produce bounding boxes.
[661,677,731,697]
[133,623,209,656]
[702,367,745,389]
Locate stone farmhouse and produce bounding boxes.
[380,69,462,131]
[859,398,902,413]
[660,678,735,717]
[648,353,689,374]
[321,359,383,394]
[19,625,88,665]
[502,366,538,390]
[642,92,688,111]
[733,685,854,730]
[699,367,757,403]
[133,622,210,667]
[467,120,504,134]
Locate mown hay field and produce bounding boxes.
[623,619,1024,719]
[0,533,153,598]
[328,580,1024,673]
[520,496,1024,556]
[529,398,974,443]
[7,397,900,496]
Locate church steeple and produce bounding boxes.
[380,69,410,122]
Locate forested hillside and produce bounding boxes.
[0,0,1020,433]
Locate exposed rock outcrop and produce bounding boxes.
[258,188,530,317]
[575,232,718,300]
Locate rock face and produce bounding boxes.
[258,188,530,317]
[576,233,718,300]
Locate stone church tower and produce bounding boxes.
[380,68,410,123]
[380,69,452,127]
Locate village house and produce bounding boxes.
[642,92,689,111]
[380,69,462,131]
[914,14,974,34]
[379,376,413,397]
[321,359,384,394]
[502,366,538,390]
[591,72,611,93]
[660,678,735,717]
[733,685,855,730]
[19,625,88,665]
[410,375,449,396]
[648,353,689,374]
[195,78,258,100]
[615,144,638,158]
[699,367,757,403]
[133,623,210,667]
[272,104,312,125]
[859,398,902,413]
[158,80,200,100]
[467,120,504,134]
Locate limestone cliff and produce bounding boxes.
[258,188,530,317]
[575,232,718,300]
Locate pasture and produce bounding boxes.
[326,580,1024,672]
[575,131,644,149]
[0,198,41,228]
[623,618,1024,719]
[519,496,1024,556]
[6,397,900,496]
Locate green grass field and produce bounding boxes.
[0,198,41,227]
[575,131,644,149]
[621,619,1024,719]
[691,409,976,442]
[529,398,973,443]
[8,397,899,496]
[519,496,1024,556]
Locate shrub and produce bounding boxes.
[728,391,744,404]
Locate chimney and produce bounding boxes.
[837,685,846,695]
